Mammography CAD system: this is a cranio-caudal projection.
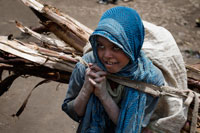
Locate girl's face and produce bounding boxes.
[97,36,130,73]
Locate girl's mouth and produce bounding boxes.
[104,61,118,65]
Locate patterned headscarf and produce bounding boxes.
[81,6,164,133]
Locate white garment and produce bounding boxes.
[142,21,188,133]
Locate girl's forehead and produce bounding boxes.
[97,36,108,41]
[97,36,116,46]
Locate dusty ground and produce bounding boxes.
[0,0,199,133]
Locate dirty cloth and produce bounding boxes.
[142,21,188,133]
[81,6,164,133]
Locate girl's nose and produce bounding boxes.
[103,49,112,58]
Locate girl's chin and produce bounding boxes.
[103,64,121,73]
[106,67,120,73]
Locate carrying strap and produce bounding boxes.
[108,75,200,133]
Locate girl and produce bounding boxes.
[62,6,164,132]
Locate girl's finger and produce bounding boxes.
[93,76,106,83]
[88,70,100,78]
[96,71,107,77]
[89,78,96,85]
[90,64,102,72]
[88,63,93,67]
[88,68,106,78]
[88,71,107,79]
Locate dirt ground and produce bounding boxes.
[0,0,199,133]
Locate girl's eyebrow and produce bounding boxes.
[96,40,102,44]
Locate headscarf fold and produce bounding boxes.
[81,6,164,133]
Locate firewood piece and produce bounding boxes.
[42,21,86,52]
[0,63,71,84]
[42,5,90,44]
[0,36,76,72]
[186,64,200,81]
[30,25,49,33]
[15,21,78,54]
[188,78,200,90]
[21,0,93,52]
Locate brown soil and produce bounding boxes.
[0,0,199,132]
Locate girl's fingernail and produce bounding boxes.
[88,63,93,68]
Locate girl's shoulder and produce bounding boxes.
[74,51,96,72]
[82,51,95,64]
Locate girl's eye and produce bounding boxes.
[97,43,105,49]
[113,46,120,51]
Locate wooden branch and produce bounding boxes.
[42,21,86,52]
[42,5,90,43]
[186,64,200,81]
[15,21,75,52]
[31,25,50,33]
[20,0,93,52]
[0,63,71,83]
[0,36,76,72]
[188,78,200,90]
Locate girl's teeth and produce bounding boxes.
[107,62,115,65]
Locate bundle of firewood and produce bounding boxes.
[0,0,199,132]
[0,0,92,93]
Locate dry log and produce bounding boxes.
[0,36,77,72]
[188,78,200,90]
[186,64,200,81]
[186,64,200,91]
[0,62,71,84]
[21,0,93,52]
[31,25,49,33]
[42,21,85,52]
[15,21,78,54]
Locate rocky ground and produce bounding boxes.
[0,0,199,132]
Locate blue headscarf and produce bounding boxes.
[81,6,164,133]
[90,6,145,78]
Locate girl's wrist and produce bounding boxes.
[80,87,92,99]
[98,92,110,103]
[82,82,93,93]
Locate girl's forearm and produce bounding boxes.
[99,94,120,125]
[73,87,92,117]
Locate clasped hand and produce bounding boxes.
[83,63,108,100]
